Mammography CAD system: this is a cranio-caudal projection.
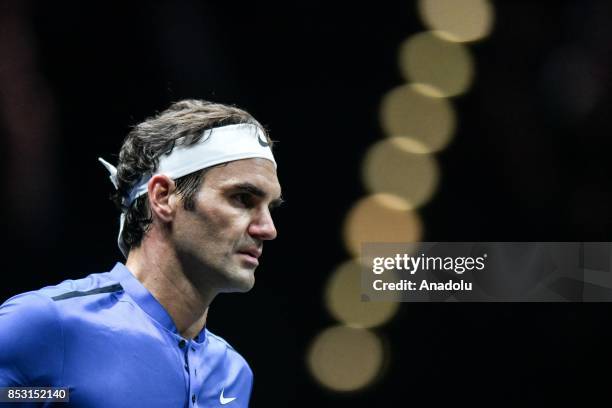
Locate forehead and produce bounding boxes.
[203,158,281,195]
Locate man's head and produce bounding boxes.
[109,99,281,292]
[163,158,281,292]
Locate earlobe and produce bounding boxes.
[147,175,176,222]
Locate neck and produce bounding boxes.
[125,233,216,339]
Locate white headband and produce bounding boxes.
[99,123,276,257]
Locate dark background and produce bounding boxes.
[2,1,612,406]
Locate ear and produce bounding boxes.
[147,174,177,223]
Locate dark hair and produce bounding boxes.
[111,99,272,251]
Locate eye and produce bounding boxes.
[233,193,255,208]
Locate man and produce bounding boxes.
[0,100,282,407]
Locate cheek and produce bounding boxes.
[195,205,247,243]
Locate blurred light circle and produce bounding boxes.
[380,84,456,153]
[372,192,412,211]
[325,260,399,328]
[363,138,439,209]
[418,0,494,43]
[307,326,384,392]
[344,193,422,257]
[399,32,474,97]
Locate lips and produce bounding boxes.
[237,247,262,259]
[237,247,261,267]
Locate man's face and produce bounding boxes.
[171,158,282,294]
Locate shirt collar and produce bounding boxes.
[109,262,207,343]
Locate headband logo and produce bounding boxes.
[257,132,269,147]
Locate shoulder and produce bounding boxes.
[37,270,120,300]
[0,268,122,385]
[205,329,254,397]
[206,329,253,375]
[0,289,68,336]
[0,290,61,331]
[0,291,64,385]
[34,270,124,320]
[0,268,120,322]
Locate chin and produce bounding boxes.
[222,267,255,293]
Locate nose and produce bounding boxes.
[248,207,277,241]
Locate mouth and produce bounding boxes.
[236,248,262,266]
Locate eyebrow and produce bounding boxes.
[233,182,284,208]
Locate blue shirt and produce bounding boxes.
[0,263,253,407]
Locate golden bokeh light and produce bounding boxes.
[371,193,412,211]
[380,83,456,153]
[418,0,494,43]
[307,326,385,392]
[343,193,423,257]
[363,138,439,209]
[325,260,399,328]
[399,32,474,97]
